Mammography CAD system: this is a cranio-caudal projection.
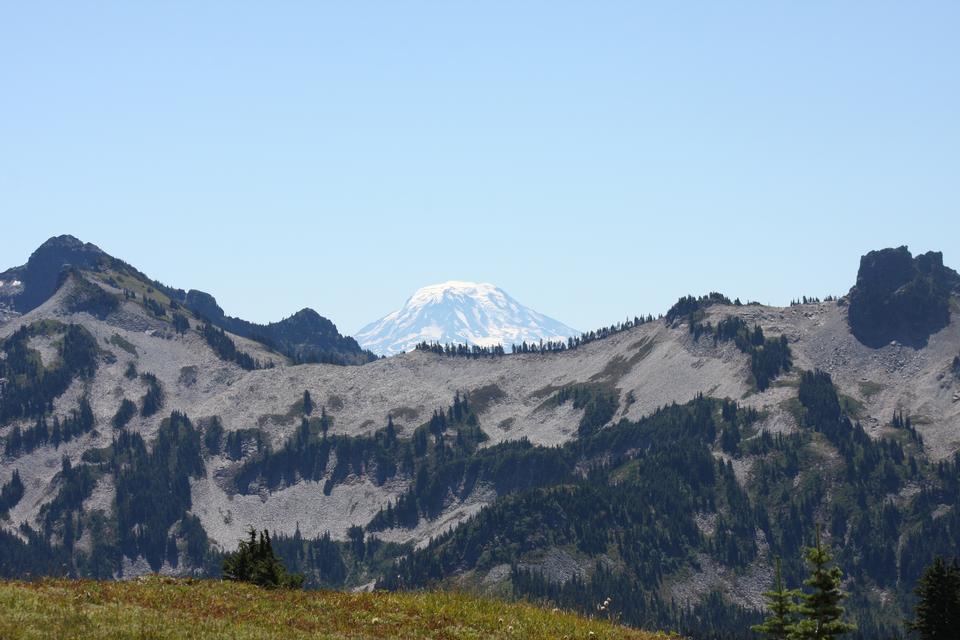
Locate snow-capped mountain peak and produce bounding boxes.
[356,281,578,356]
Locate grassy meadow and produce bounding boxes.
[0,576,669,639]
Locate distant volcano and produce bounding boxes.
[355,281,579,356]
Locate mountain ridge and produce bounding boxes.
[848,245,960,348]
[0,235,107,313]
[0,239,958,637]
[0,235,372,366]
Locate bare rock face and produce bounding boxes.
[847,246,959,348]
[184,289,225,321]
[1,235,106,313]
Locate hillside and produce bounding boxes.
[0,235,373,365]
[0,576,660,639]
[1,240,959,636]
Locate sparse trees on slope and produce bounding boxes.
[171,312,189,335]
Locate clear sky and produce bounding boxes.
[2,2,958,335]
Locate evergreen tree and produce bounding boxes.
[112,398,137,429]
[347,525,365,562]
[320,407,329,439]
[171,312,190,335]
[753,557,799,639]
[222,528,303,589]
[385,415,396,443]
[5,426,22,455]
[788,528,856,640]
[908,557,960,639]
[139,373,164,417]
[0,470,25,517]
[303,390,313,416]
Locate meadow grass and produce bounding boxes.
[0,576,668,639]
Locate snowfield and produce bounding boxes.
[355,281,579,356]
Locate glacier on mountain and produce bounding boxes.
[356,281,579,356]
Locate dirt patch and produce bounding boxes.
[468,384,506,414]
[858,380,883,399]
[389,406,420,422]
[108,334,138,356]
[590,355,630,382]
[528,384,563,401]
[178,366,198,387]
[590,337,655,382]
[256,398,303,427]
[326,394,345,412]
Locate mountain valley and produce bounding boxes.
[1,237,959,637]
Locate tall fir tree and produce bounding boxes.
[909,557,960,640]
[303,390,313,416]
[753,557,799,639]
[788,527,856,640]
[320,406,329,439]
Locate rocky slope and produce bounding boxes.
[0,240,958,635]
[0,236,372,366]
[4,269,958,538]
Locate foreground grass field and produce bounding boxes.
[0,577,667,639]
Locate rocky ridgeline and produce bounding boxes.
[848,246,960,348]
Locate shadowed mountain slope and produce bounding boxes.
[0,235,373,366]
[848,246,960,348]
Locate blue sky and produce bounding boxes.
[2,2,958,334]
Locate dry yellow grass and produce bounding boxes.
[0,576,670,639]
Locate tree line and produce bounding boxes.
[690,314,793,391]
[0,321,98,422]
[4,397,95,456]
[413,315,660,359]
[0,470,24,518]
[199,323,261,370]
[788,295,837,306]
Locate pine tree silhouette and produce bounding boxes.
[787,527,856,639]
[752,557,800,639]
[222,527,303,589]
[909,557,960,640]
